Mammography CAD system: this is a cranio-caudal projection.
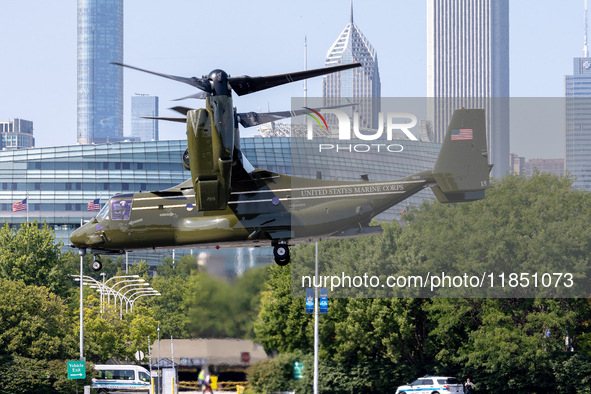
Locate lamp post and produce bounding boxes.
[121,286,152,312]
[129,291,161,312]
[109,278,146,315]
[113,282,148,317]
[71,274,158,318]
[79,248,86,361]
[157,322,161,394]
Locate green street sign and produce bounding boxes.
[293,361,304,380]
[67,360,86,379]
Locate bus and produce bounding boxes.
[92,364,151,393]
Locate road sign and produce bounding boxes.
[135,350,145,361]
[67,360,86,379]
[305,288,314,313]
[293,361,304,380]
[241,352,250,363]
[319,288,328,314]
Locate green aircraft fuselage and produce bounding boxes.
[69,169,433,253]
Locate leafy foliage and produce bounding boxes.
[0,356,95,394]
[186,265,270,338]
[0,222,71,297]
[83,294,157,363]
[255,173,591,393]
[0,278,76,360]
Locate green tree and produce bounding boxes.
[83,294,157,363]
[157,254,198,278]
[146,274,192,338]
[0,356,95,394]
[0,278,76,360]
[128,259,150,279]
[186,265,270,338]
[0,221,70,297]
[255,173,591,393]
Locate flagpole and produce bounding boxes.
[26,193,29,223]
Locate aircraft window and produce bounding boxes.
[111,199,133,221]
[97,203,110,219]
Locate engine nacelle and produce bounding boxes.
[185,96,235,211]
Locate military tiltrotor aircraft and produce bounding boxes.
[70,62,492,269]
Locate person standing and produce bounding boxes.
[465,378,475,394]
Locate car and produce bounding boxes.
[395,375,464,394]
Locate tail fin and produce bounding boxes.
[430,108,492,203]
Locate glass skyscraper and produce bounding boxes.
[565,57,591,190]
[77,0,124,144]
[322,3,381,130]
[427,0,510,178]
[131,95,159,142]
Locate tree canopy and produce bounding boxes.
[255,173,591,393]
[0,222,71,297]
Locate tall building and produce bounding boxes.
[77,0,124,144]
[131,95,159,142]
[509,153,525,175]
[323,2,381,130]
[0,118,34,150]
[524,158,564,178]
[427,0,509,178]
[565,3,591,190]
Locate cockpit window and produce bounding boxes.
[111,199,133,221]
[97,203,110,220]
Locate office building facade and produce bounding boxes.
[131,95,159,141]
[427,0,510,178]
[565,57,591,190]
[524,158,564,178]
[77,0,124,144]
[323,4,381,130]
[0,119,34,150]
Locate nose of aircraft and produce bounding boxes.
[70,227,86,247]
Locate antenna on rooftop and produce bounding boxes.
[585,0,589,57]
[304,36,307,106]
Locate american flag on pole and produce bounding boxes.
[87,198,100,211]
[12,198,27,212]
[451,128,473,141]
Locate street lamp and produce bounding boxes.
[71,274,158,318]
[129,291,161,312]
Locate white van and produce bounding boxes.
[92,364,151,393]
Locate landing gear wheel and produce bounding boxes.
[91,259,102,271]
[273,244,290,266]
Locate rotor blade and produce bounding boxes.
[142,116,186,123]
[111,62,213,93]
[228,63,363,96]
[173,91,210,101]
[237,103,359,128]
[169,106,193,115]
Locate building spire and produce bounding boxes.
[350,0,354,24]
[585,0,589,57]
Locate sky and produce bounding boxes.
[0,0,586,160]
